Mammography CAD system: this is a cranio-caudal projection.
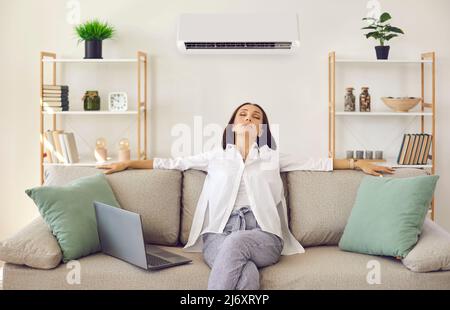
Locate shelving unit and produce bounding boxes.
[328,51,436,219]
[40,51,148,184]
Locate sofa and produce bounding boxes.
[2,166,450,290]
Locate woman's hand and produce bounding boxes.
[96,161,129,175]
[356,161,396,177]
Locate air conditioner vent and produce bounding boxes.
[185,42,292,50]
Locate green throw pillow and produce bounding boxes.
[25,173,120,262]
[339,175,439,258]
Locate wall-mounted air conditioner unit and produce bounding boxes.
[177,13,300,54]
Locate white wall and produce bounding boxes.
[1,0,449,239]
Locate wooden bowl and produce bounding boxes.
[382,97,422,112]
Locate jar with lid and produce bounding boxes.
[359,87,371,112]
[83,90,100,111]
[344,87,356,112]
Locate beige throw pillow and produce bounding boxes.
[0,217,62,269]
[402,219,450,272]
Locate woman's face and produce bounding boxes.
[232,104,263,138]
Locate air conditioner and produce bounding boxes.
[177,13,300,54]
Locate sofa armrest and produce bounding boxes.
[402,219,450,272]
[0,217,62,269]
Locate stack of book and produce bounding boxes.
[44,130,79,164]
[42,85,69,112]
[397,133,432,165]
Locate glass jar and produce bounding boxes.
[359,87,371,112]
[344,87,356,112]
[83,90,100,111]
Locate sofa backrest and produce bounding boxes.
[286,168,429,247]
[43,166,181,246]
[43,166,429,248]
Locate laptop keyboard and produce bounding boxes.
[147,254,171,266]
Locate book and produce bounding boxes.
[43,90,69,94]
[412,134,424,165]
[42,97,69,102]
[43,93,69,98]
[43,106,69,112]
[397,134,410,164]
[43,85,69,90]
[63,132,80,163]
[408,134,420,165]
[58,134,70,164]
[403,134,415,165]
[421,134,433,164]
[44,130,55,163]
[418,135,429,165]
[51,130,65,163]
[42,102,69,107]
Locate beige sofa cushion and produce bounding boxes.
[44,166,182,245]
[261,246,450,289]
[0,217,62,269]
[402,219,450,272]
[180,170,290,245]
[4,245,450,290]
[287,168,429,247]
[3,246,209,290]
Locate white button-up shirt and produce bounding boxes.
[153,142,333,255]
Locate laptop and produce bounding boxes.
[94,201,192,271]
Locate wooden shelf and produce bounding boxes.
[44,161,107,167]
[329,51,436,220]
[378,158,432,169]
[335,111,433,116]
[44,159,119,167]
[40,51,148,185]
[41,108,145,115]
[335,59,432,64]
[42,58,138,63]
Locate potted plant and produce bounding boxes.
[75,19,115,59]
[362,12,404,60]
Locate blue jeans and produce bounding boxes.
[202,207,284,290]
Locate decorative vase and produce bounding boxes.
[375,46,390,60]
[83,91,100,111]
[359,87,371,112]
[95,138,108,163]
[84,40,103,59]
[118,138,130,162]
[344,87,356,112]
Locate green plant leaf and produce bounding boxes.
[361,26,377,30]
[384,34,398,41]
[385,26,404,34]
[74,19,115,42]
[365,31,380,39]
[379,12,392,23]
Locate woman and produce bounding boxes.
[97,102,395,290]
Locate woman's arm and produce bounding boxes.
[97,150,214,174]
[96,159,153,174]
[334,158,396,176]
[279,153,395,176]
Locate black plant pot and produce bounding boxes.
[375,46,390,60]
[84,40,103,59]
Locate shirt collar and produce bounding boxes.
[225,141,261,161]
[226,141,259,151]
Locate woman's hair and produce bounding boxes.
[222,102,277,150]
